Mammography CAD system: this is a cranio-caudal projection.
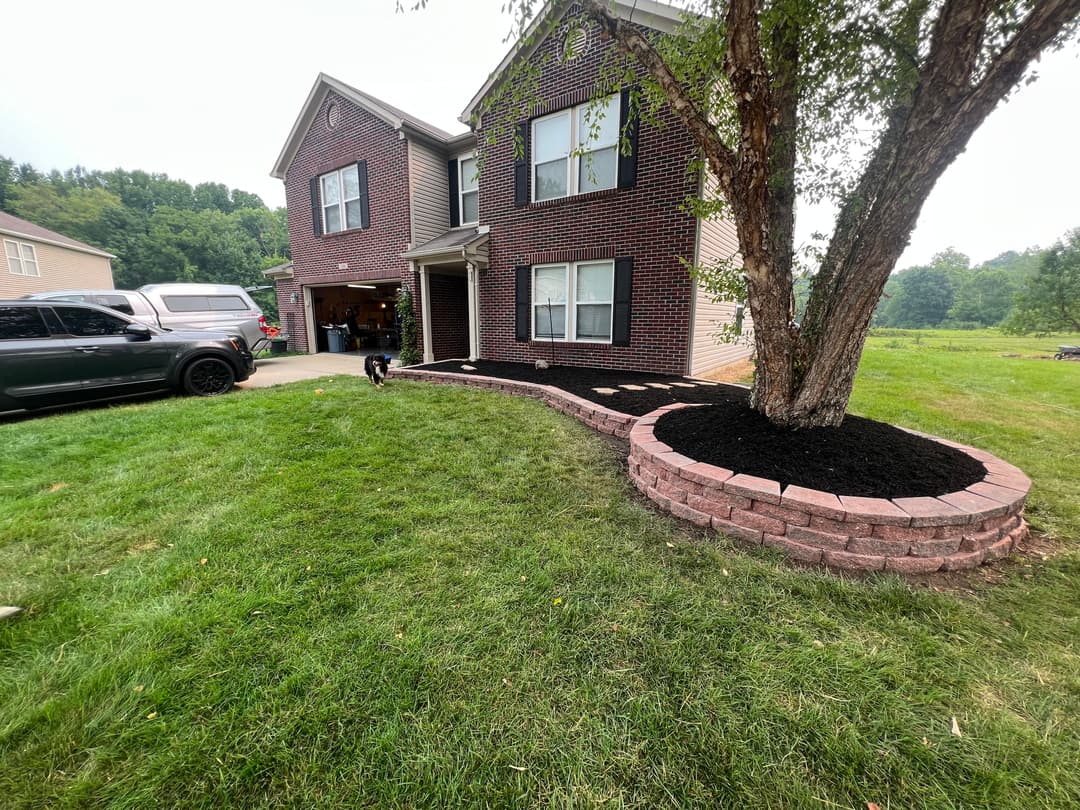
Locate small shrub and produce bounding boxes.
[397,288,420,366]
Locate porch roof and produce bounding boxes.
[401,226,489,264]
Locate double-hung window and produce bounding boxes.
[531,94,619,202]
[533,260,614,342]
[5,240,39,276]
[320,165,362,233]
[459,153,479,225]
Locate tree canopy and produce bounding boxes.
[0,158,289,319]
[1005,228,1080,334]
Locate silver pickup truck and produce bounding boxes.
[25,283,269,349]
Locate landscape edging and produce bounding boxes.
[630,403,1030,572]
[389,368,1029,572]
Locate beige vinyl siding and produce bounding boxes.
[0,239,113,298]
[690,173,753,377]
[407,140,450,246]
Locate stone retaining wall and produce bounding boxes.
[389,369,1030,572]
[630,404,1030,572]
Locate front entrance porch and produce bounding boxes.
[402,226,488,364]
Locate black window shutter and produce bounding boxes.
[514,265,531,341]
[617,87,639,189]
[447,158,460,228]
[310,177,322,237]
[356,160,370,229]
[513,121,529,207]
[612,257,633,346]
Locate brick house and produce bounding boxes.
[270,74,483,356]
[270,0,750,375]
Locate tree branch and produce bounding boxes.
[581,0,738,192]
[963,0,1080,120]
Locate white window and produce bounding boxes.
[532,95,619,202]
[320,165,362,233]
[533,260,614,342]
[459,153,479,225]
[5,240,39,276]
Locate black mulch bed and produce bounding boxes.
[654,402,986,499]
[412,359,986,498]
[415,360,741,416]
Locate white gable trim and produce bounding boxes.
[270,74,468,180]
[458,0,686,125]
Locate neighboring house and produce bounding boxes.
[0,211,115,299]
[270,0,751,375]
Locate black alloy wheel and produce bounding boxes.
[183,357,236,396]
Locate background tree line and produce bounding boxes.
[791,230,1079,335]
[0,156,289,319]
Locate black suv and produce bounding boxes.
[0,300,255,412]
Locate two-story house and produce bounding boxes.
[0,211,115,299]
[270,0,750,377]
[270,74,488,358]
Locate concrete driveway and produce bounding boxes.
[237,352,394,389]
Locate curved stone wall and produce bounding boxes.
[389,369,1030,572]
[630,404,1030,572]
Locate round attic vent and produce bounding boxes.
[326,103,341,130]
[562,27,588,61]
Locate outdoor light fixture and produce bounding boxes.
[347,284,376,289]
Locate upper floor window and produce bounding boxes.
[459,153,479,225]
[533,260,614,343]
[532,94,619,202]
[320,165,362,233]
[5,240,39,276]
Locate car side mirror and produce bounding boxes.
[125,323,152,341]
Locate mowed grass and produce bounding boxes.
[0,333,1077,809]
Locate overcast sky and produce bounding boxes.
[2,0,1078,268]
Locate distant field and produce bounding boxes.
[853,328,1080,539]
[1,330,1077,809]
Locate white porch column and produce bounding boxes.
[419,264,434,364]
[466,261,480,362]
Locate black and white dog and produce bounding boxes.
[364,354,389,388]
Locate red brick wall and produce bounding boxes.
[277,90,415,352]
[475,6,700,375]
[429,273,469,360]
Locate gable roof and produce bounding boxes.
[459,0,686,124]
[271,74,472,180]
[0,210,115,259]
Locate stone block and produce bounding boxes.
[725,474,782,505]
[786,525,849,550]
[780,486,845,520]
[838,496,911,526]
[763,534,824,563]
[884,556,944,574]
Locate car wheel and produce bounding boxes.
[183,357,236,396]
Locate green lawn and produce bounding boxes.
[1,330,1078,809]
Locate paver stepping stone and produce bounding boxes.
[592,387,619,394]
[644,383,672,389]
[619,384,648,391]
[669,382,697,388]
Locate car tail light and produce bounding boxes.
[258,315,269,334]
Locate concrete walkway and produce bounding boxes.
[237,352,394,389]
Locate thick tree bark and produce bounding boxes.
[586,0,1080,428]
